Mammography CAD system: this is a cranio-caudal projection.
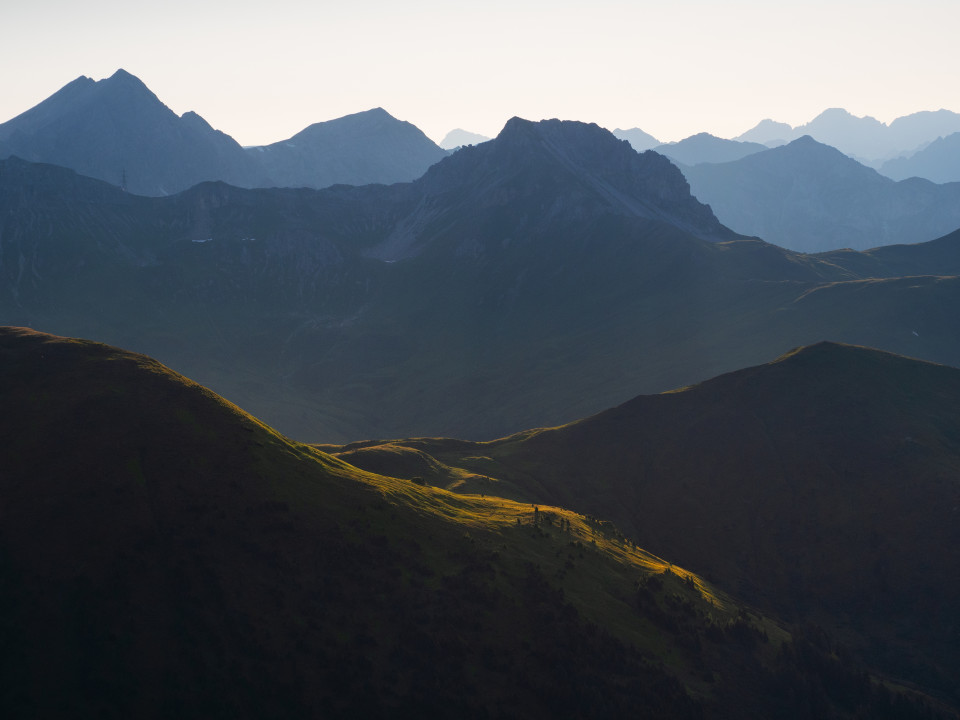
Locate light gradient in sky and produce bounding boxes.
[3,0,958,146]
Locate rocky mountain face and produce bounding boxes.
[682,136,960,252]
[0,71,448,196]
[365,117,735,263]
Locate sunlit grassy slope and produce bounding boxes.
[0,327,943,718]
[333,341,960,711]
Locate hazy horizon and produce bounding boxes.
[4,0,959,146]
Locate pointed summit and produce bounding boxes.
[105,67,147,86]
[0,70,260,195]
[612,127,660,152]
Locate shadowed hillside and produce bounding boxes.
[0,328,947,719]
[345,342,960,708]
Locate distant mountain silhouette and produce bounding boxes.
[247,108,448,189]
[612,127,660,152]
[736,108,960,164]
[0,69,261,195]
[682,136,960,252]
[653,133,766,166]
[439,128,491,149]
[880,131,960,183]
[734,118,792,146]
[0,71,448,195]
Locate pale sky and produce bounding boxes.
[3,0,958,146]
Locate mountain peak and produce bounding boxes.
[108,68,138,82]
[100,68,155,97]
[379,116,734,261]
[813,107,857,120]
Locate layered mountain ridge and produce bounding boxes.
[682,135,960,252]
[0,70,447,195]
[4,114,960,444]
[736,107,960,165]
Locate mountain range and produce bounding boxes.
[681,135,960,252]
[880,131,960,183]
[735,107,960,166]
[0,326,952,718]
[0,70,447,195]
[4,115,960,444]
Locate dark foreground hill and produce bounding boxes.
[340,342,960,708]
[3,328,948,719]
